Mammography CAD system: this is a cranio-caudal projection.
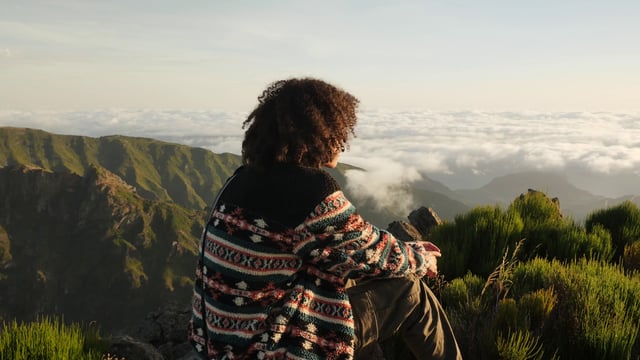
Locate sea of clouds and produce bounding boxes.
[1,109,639,208]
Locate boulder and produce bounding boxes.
[387,221,423,242]
[107,336,164,360]
[408,207,442,236]
[123,302,193,359]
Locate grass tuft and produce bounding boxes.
[0,316,107,360]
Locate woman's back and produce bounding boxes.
[191,164,357,359]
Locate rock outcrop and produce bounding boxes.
[408,206,443,237]
[387,220,423,242]
[121,302,193,360]
[107,336,165,360]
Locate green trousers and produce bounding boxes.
[347,275,463,360]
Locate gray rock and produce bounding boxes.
[408,207,442,236]
[124,302,193,359]
[177,350,202,360]
[387,220,423,242]
[107,335,165,360]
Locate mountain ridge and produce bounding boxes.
[0,126,242,211]
[2,126,637,223]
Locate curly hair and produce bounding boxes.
[241,77,359,169]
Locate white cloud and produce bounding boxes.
[343,110,640,179]
[1,109,639,197]
[344,158,421,215]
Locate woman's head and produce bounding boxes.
[241,77,359,169]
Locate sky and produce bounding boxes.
[1,0,639,111]
[1,1,639,203]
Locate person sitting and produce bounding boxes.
[188,77,462,360]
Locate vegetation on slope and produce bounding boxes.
[0,127,242,210]
[428,194,640,360]
[0,164,204,331]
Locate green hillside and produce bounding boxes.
[0,127,242,211]
[0,164,205,331]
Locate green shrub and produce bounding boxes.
[566,260,640,359]
[509,257,559,298]
[623,240,640,272]
[509,191,563,230]
[495,299,520,333]
[440,244,533,360]
[431,205,524,279]
[0,316,107,360]
[576,224,614,261]
[440,277,470,310]
[496,330,545,360]
[516,287,557,332]
[510,258,640,359]
[442,257,640,359]
[462,272,486,299]
[507,190,614,263]
[586,201,640,260]
[524,223,613,262]
[438,273,490,359]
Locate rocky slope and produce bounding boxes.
[0,164,204,331]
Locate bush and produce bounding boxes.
[441,256,640,359]
[431,205,524,279]
[524,223,613,262]
[508,191,613,263]
[495,299,520,333]
[440,277,470,310]
[509,191,563,230]
[516,288,556,332]
[623,240,640,272]
[509,257,559,298]
[496,330,545,360]
[511,258,640,359]
[586,201,640,260]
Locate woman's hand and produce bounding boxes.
[406,241,441,278]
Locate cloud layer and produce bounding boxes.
[1,109,638,198]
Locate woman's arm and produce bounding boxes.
[294,190,441,281]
